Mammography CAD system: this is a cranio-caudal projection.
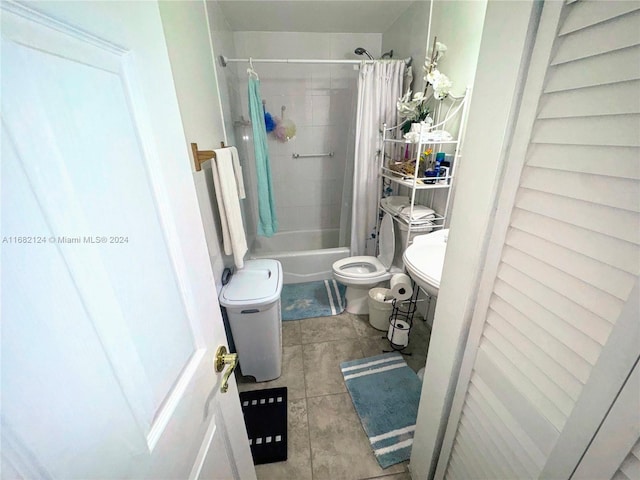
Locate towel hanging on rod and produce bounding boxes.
[191,142,247,268]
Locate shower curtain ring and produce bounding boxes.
[247,57,259,79]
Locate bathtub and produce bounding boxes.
[250,229,350,284]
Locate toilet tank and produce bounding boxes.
[393,222,434,268]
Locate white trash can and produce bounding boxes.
[368,287,394,331]
[219,259,283,382]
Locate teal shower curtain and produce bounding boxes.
[248,77,278,237]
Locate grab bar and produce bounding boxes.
[292,152,334,158]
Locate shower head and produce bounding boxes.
[354,47,374,60]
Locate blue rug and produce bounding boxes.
[281,279,346,321]
[340,353,422,468]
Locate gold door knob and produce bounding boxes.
[215,345,238,393]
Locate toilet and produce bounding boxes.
[332,213,401,314]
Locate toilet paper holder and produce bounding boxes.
[385,279,419,354]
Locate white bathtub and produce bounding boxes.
[250,229,349,284]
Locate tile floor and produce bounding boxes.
[236,311,432,480]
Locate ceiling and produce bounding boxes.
[217,1,416,33]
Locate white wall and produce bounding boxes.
[383,1,487,97]
[158,0,230,291]
[206,0,240,149]
[427,0,487,98]
[409,1,538,478]
[426,0,488,219]
[382,0,431,94]
[232,31,381,235]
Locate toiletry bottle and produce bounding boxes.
[435,152,445,178]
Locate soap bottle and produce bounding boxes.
[435,152,445,178]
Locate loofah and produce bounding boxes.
[272,117,288,142]
[282,119,296,140]
[262,100,275,133]
[270,105,296,142]
[264,111,275,132]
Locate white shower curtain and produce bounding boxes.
[351,61,406,256]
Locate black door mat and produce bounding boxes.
[239,387,288,465]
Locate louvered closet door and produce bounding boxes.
[571,360,639,479]
[436,1,640,479]
[613,439,640,480]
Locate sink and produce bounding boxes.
[403,229,448,297]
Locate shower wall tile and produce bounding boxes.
[311,96,331,126]
[329,92,352,125]
[267,134,296,157]
[274,178,344,209]
[271,154,341,183]
[262,94,313,127]
[232,30,381,232]
[277,204,340,231]
[329,125,349,159]
[320,206,341,229]
[310,65,332,91]
[330,72,358,91]
[290,125,332,155]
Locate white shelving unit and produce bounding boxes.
[379,88,470,249]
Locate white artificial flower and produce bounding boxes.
[422,61,435,77]
[433,73,453,99]
[403,132,420,143]
[397,90,428,119]
[412,91,426,102]
[435,42,447,58]
[425,68,442,85]
[397,102,418,119]
[399,90,412,103]
[423,42,447,74]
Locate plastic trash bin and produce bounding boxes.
[368,287,394,331]
[219,259,283,382]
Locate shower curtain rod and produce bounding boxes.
[218,55,411,67]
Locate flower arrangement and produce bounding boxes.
[423,41,452,100]
[397,38,453,133]
[397,90,430,128]
[420,148,434,165]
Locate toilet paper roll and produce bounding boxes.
[387,319,410,347]
[389,273,413,301]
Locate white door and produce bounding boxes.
[571,360,639,479]
[434,1,640,478]
[0,1,255,479]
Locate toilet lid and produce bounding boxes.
[377,213,395,270]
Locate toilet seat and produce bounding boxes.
[333,256,387,276]
[333,256,392,284]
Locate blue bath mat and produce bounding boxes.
[340,353,422,468]
[281,279,346,321]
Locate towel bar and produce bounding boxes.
[292,152,334,159]
[191,141,229,172]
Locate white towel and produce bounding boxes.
[381,196,435,222]
[380,196,410,215]
[230,146,246,199]
[208,147,247,268]
[398,205,435,222]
